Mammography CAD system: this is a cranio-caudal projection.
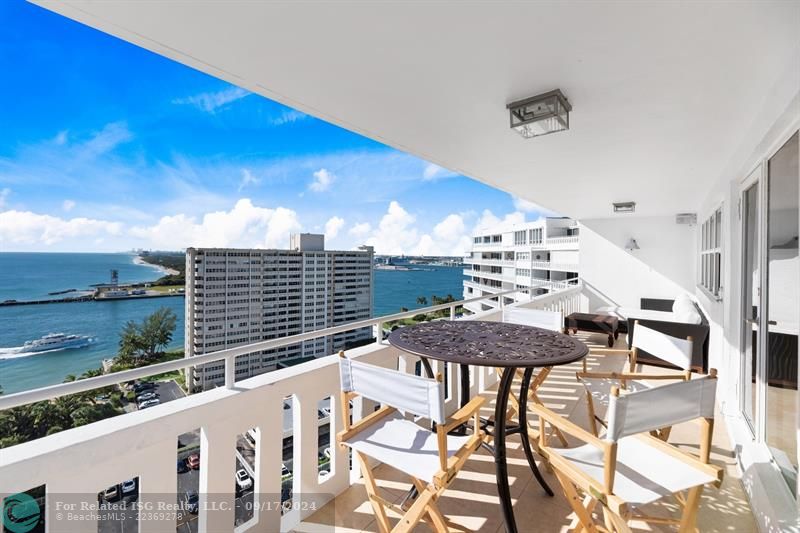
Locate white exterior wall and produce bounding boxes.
[693,78,800,529]
[463,218,579,313]
[578,216,697,311]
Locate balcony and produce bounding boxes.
[0,284,755,533]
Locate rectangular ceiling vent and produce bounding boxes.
[612,201,635,213]
[676,213,697,225]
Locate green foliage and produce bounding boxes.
[0,378,123,449]
[416,296,428,306]
[412,313,428,322]
[117,307,177,360]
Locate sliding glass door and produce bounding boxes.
[765,131,799,492]
[740,130,799,496]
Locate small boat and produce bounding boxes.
[22,333,92,353]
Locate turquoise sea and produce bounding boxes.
[0,253,463,394]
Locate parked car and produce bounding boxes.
[121,479,137,495]
[103,485,119,502]
[183,490,199,514]
[235,469,252,491]
[138,399,160,409]
[319,469,330,479]
[323,447,331,459]
[281,463,290,479]
[245,430,256,446]
[136,392,159,403]
[133,382,155,393]
[177,459,189,473]
[186,453,200,470]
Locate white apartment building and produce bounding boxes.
[463,218,579,314]
[185,234,374,391]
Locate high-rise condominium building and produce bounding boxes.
[185,234,374,391]
[463,217,579,314]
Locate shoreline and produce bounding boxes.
[133,255,179,276]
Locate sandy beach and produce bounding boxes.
[133,255,179,276]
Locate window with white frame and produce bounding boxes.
[514,230,527,245]
[699,206,723,298]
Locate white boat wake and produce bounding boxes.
[0,339,95,360]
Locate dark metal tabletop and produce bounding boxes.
[388,320,588,368]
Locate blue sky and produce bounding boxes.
[0,1,543,255]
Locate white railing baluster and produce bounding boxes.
[198,424,236,533]
[251,409,282,533]
[139,440,178,533]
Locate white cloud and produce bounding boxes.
[53,131,68,146]
[80,122,132,158]
[0,188,10,209]
[474,209,526,232]
[270,110,308,126]
[62,199,76,212]
[364,201,419,255]
[238,168,260,192]
[512,195,560,217]
[415,214,472,256]
[324,216,345,239]
[129,198,301,250]
[172,86,249,113]
[422,162,457,181]
[309,168,335,192]
[0,210,122,246]
[348,222,371,239]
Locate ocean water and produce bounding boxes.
[0,253,463,394]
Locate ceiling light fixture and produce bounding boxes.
[613,202,636,213]
[507,89,571,139]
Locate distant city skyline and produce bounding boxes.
[0,1,553,255]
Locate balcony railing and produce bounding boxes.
[0,284,583,532]
[545,235,579,246]
[530,261,579,272]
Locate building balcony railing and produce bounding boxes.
[463,257,515,268]
[0,285,583,532]
[545,235,579,246]
[530,261,579,272]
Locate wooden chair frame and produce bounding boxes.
[533,370,723,533]
[337,352,486,533]
[577,321,694,440]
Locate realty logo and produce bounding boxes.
[2,492,42,533]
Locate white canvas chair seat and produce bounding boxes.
[581,376,655,421]
[342,411,473,483]
[534,372,723,532]
[337,352,485,533]
[558,436,718,506]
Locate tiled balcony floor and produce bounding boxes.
[296,332,756,533]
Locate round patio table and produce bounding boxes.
[388,320,588,533]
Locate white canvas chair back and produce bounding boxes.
[606,374,716,441]
[503,307,563,332]
[632,324,693,370]
[339,357,446,424]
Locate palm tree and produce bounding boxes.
[416,296,428,306]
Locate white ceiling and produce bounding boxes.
[33,1,800,219]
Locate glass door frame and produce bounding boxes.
[737,127,800,499]
[739,164,768,439]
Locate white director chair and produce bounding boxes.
[533,371,723,533]
[577,322,694,440]
[337,352,485,533]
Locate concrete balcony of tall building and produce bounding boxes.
[2,1,798,531]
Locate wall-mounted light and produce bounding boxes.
[625,238,640,251]
[507,89,571,139]
[613,201,636,213]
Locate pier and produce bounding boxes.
[0,292,184,307]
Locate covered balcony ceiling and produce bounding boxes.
[33,1,800,219]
